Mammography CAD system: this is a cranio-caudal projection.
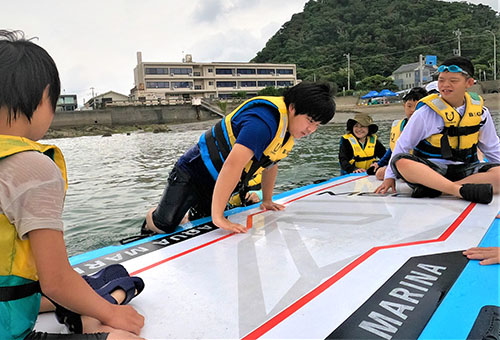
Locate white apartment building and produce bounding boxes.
[131,52,297,101]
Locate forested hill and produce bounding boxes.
[252,0,499,91]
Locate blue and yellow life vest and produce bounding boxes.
[413,93,483,163]
[343,133,378,170]
[0,135,67,340]
[198,96,294,199]
[389,118,408,151]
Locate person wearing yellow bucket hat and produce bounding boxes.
[338,113,386,175]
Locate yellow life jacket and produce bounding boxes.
[199,96,294,192]
[228,173,262,207]
[389,118,408,151]
[413,92,483,163]
[0,135,67,339]
[343,133,378,170]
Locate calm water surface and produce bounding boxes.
[44,112,500,256]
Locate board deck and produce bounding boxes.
[35,174,500,339]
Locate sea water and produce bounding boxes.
[43,113,500,256]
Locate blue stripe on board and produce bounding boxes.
[69,173,362,265]
[418,214,500,340]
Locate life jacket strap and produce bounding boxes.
[0,281,40,301]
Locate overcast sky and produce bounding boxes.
[2,0,498,106]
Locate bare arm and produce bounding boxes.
[212,143,254,233]
[260,164,285,211]
[29,229,144,335]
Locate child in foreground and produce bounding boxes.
[0,30,144,340]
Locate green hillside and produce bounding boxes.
[252,0,499,92]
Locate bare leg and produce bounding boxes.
[454,166,500,194]
[395,159,461,197]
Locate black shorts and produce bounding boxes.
[25,331,108,340]
[390,153,499,187]
[152,163,214,233]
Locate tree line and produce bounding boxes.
[252,0,499,93]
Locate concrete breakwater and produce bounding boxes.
[50,104,217,128]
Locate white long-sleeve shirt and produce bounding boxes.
[385,103,500,180]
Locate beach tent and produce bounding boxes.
[378,89,398,97]
[360,90,379,99]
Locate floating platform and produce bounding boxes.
[36,174,500,339]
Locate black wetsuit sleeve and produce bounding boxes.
[375,139,387,159]
[339,137,356,173]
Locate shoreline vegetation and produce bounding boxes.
[43,93,499,140]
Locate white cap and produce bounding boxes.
[425,81,439,93]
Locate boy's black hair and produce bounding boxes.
[440,56,474,78]
[283,82,335,125]
[402,87,428,102]
[0,30,61,123]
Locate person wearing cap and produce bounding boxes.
[375,56,500,204]
[339,113,386,175]
[375,87,428,180]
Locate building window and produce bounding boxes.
[240,81,256,87]
[216,68,233,75]
[237,68,256,75]
[146,81,169,88]
[194,85,202,90]
[208,81,214,86]
[170,68,192,75]
[258,81,276,87]
[276,69,293,75]
[171,81,192,88]
[218,93,233,99]
[193,72,201,76]
[257,69,274,75]
[145,67,168,75]
[208,68,213,73]
[216,81,236,88]
[277,81,293,87]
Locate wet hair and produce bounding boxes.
[440,56,474,78]
[0,30,60,123]
[283,82,335,125]
[402,87,428,102]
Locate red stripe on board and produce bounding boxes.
[242,202,477,339]
[129,233,233,276]
[129,176,365,276]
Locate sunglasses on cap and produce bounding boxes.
[437,64,470,76]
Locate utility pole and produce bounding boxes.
[453,29,462,56]
[343,53,351,91]
[90,87,95,109]
[485,30,497,80]
[419,54,424,87]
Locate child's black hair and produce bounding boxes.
[440,56,474,78]
[283,82,335,125]
[0,30,61,123]
[402,87,428,102]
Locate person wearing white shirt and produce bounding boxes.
[375,56,500,204]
